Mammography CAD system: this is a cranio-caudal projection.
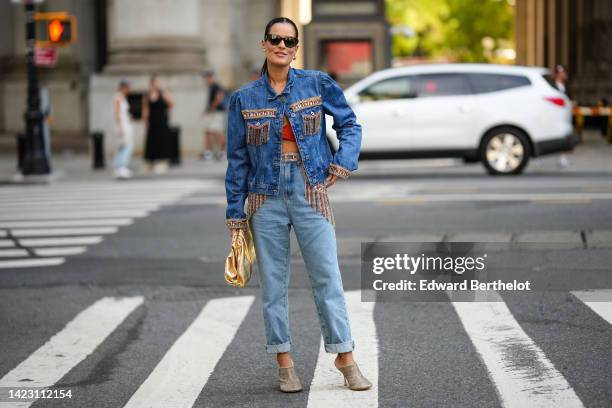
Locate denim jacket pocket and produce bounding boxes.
[302,109,322,137]
[246,120,271,146]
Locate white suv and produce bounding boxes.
[326,63,576,175]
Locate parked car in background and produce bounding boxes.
[326,63,576,175]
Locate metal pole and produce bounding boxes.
[21,1,51,175]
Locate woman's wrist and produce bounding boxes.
[226,218,248,230]
[328,163,351,179]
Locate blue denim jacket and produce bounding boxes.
[225,67,362,228]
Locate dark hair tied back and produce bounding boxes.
[260,17,299,77]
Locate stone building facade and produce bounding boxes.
[0,0,290,156]
[515,0,611,104]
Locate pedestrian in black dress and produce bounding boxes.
[142,74,174,173]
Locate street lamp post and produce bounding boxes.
[22,0,51,175]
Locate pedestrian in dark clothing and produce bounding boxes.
[143,74,174,174]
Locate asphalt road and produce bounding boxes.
[1,133,611,408]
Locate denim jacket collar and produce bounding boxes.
[261,66,296,101]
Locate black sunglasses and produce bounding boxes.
[265,34,299,48]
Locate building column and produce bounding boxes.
[105,0,205,73]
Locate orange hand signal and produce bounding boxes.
[48,19,64,43]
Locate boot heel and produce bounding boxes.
[336,362,373,391]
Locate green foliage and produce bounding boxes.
[386,0,514,62]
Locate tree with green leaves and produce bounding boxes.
[386,0,514,63]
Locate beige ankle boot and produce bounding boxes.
[278,364,303,393]
[335,362,372,391]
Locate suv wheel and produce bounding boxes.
[480,128,530,175]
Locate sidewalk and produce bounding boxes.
[1,130,610,184]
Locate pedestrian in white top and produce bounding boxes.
[113,79,134,179]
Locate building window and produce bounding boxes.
[320,40,373,82]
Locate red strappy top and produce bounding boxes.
[282,116,296,142]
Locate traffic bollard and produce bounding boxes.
[91,131,105,169]
[169,126,181,166]
[16,133,25,171]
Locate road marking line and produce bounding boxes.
[0,240,16,248]
[307,290,378,407]
[0,203,162,211]
[123,295,255,408]
[0,190,203,198]
[452,293,583,408]
[13,227,118,237]
[0,296,143,408]
[0,182,208,194]
[378,198,425,205]
[33,246,88,256]
[0,205,160,215]
[11,227,119,237]
[0,195,189,203]
[0,219,133,228]
[530,198,592,204]
[0,258,65,269]
[0,210,150,221]
[572,290,612,325]
[19,236,104,247]
[0,249,29,257]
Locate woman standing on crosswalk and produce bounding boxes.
[224,17,372,393]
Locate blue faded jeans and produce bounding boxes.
[250,154,355,354]
[113,138,133,169]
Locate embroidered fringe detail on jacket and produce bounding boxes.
[300,165,336,228]
[246,193,267,218]
[245,168,336,228]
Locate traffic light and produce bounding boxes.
[34,12,77,47]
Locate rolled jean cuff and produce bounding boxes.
[265,341,291,354]
[324,339,355,353]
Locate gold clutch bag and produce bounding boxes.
[224,221,256,288]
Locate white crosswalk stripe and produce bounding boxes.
[452,292,584,408]
[19,236,104,246]
[0,249,29,257]
[0,296,144,407]
[11,227,119,237]
[307,290,378,407]
[0,240,16,248]
[0,180,206,268]
[33,246,87,256]
[572,289,612,325]
[123,296,255,408]
[0,219,134,228]
[0,257,65,269]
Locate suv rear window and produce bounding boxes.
[466,73,531,93]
